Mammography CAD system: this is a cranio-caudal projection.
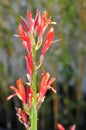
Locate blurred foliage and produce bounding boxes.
[0,0,86,130]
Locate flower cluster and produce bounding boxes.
[7,10,56,129]
[57,124,75,130]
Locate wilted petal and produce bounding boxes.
[15,107,29,127]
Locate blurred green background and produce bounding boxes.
[0,0,86,130]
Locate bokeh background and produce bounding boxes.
[0,0,86,130]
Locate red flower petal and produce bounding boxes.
[25,53,33,78]
[20,16,30,32]
[18,24,32,52]
[7,79,26,103]
[27,10,34,33]
[25,86,33,108]
[7,93,16,100]
[34,10,40,30]
[18,24,26,41]
[41,27,54,56]
[70,125,76,130]
[57,124,65,130]
[15,107,28,125]
[39,71,56,99]
[37,11,51,37]
[16,79,26,103]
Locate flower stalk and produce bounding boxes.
[31,45,37,130]
[7,10,57,130]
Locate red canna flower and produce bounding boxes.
[7,79,26,103]
[20,10,51,37]
[27,10,40,33]
[34,10,40,31]
[37,11,51,37]
[25,86,33,109]
[15,107,29,127]
[20,10,39,34]
[26,10,34,33]
[69,125,76,130]
[40,27,54,58]
[20,16,30,32]
[18,10,54,56]
[57,124,65,130]
[18,24,27,41]
[25,52,33,81]
[7,79,34,109]
[57,124,76,130]
[39,71,56,100]
[18,24,32,52]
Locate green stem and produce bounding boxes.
[31,100,37,130]
[31,45,37,130]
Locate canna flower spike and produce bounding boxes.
[7,9,57,130]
